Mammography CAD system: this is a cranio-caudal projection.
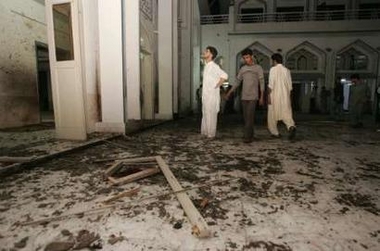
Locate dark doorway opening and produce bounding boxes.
[35,42,54,123]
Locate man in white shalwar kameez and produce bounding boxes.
[201,46,228,138]
[267,53,296,140]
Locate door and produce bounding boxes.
[46,0,86,140]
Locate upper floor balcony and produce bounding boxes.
[201,9,380,25]
[200,9,380,34]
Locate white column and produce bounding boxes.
[173,0,179,114]
[266,0,277,13]
[228,4,235,31]
[96,0,125,133]
[157,0,173,119]
[325,50,336,90]
[266,0,277,22]
[350,0,359,19]
[307,0,317,20]
[124,0,141,120]
[349,0,359,9]
[192,0,202,112]
[307,0,317,11]
[79,0,99,133]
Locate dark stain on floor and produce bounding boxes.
[335,193,379,215]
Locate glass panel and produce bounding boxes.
[53,3,74,61]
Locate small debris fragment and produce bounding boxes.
[200,198,209,209]
[108,234,126,245]
[243,241,292,251]
[173,221,183,229]
[44,241,74,251]
[191,225,200,236]
[61,229,71,236]
[14,236,28,249]
[74,229,100,249]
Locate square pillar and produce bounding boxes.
[124,0,141,120]
[157,0,174,119]
[96,0,125,133]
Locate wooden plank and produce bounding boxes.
[102,187,140,204]
[107,176,118,184]
[155,156,211,238]
[94,157,156,164]
[0,156,34,163]
[104,157,158,176]
[110,167,160,186]
[116,156,157,163]
[104,161,123,176]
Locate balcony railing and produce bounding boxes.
[200,9,380,25]
[200,14,229,25]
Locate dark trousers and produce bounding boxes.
[242,100,257,140]
[350,102,364,126]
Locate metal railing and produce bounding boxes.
[200,14,229,25]
[201,9,380,25]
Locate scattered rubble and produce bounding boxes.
[0,115,379,250]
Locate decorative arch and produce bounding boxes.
[286,41,326,73]
[236,41,274,72]
[336,40,378,75]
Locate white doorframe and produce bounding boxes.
[46,0,87,140]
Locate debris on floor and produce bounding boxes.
[104,156,161,186]
[0,114,379,250]
[44,229,101,251]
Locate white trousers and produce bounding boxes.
[201,109,218,138]
[267,104,295,135]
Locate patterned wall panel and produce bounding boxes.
[141,0,153,20]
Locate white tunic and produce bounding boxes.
[201,61,228,138]
[267,64,295,134]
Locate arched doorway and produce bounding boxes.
[286,42,326,113]
[336,40,378,114]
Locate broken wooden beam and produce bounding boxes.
[0,156,35,163]
[102,187,140,204]
[104,156,160,186]
[155,156,211,238]
[107,167,160,186]
[104,156,157,176]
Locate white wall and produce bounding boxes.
[201,22,380,113]
[96,0,125,132]
[0,0,47,128]
[201,24,230,73]
[202,23,380,86]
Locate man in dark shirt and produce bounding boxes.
[225,48,264,143]
[349,74,370,128]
